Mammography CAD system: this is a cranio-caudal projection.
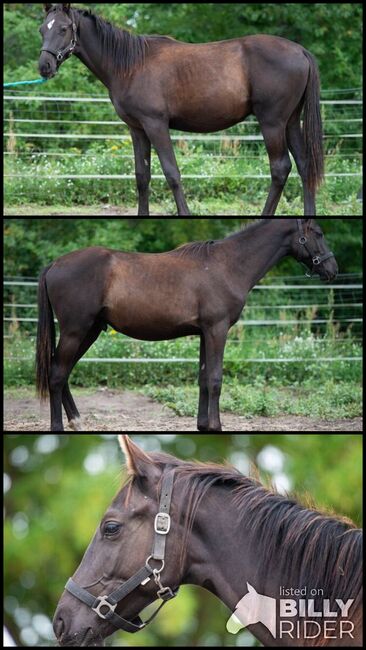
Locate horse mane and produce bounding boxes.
[77,8,148,77]
[170,220,270,259]
[170,240,216,259]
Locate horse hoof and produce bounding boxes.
[197,423,209,431]
[69,418,83,431]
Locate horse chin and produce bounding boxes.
[320,270,336,283]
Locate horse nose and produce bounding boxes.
[39,60,51,74]
[53,612,65,639]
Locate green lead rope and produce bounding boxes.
[4,78,48,88]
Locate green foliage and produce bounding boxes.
[4,217,362,276]
[4,3,362,88]
[4,148,362,214]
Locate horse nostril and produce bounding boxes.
[53,614,65,638]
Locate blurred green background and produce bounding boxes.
[4,433,362,646]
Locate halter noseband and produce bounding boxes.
[297,219,335,278]
[65,471,178,634]
[41,12,78,62]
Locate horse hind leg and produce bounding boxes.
[49,333,85,431]
[260,122,292,216]
[62,384,81,429]
[286,108,316,215]
[61,321,104,431]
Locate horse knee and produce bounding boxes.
[135,172,150,193]
[209,376,223,398]
[49,367,68,394]
[165,170,181,191]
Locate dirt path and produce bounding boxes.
[4,389,362,432]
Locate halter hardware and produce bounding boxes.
[92,595,117,620]
[297,219,335,278]
[155,512,171,534]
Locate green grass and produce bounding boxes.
[4,328,362,419]
[4,146,362,215]
[4,380,362,420]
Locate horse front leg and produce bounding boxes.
[141,118,191,216]
[197,334,209,430]
[130,127,151,216]
[203,322,229,432]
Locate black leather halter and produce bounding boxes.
[297,219,335,277]
[41,12,78,62]
[65,471,178,633]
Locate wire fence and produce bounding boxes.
[3,89,363,184]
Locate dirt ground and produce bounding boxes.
[4,388,362,432]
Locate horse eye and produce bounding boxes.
[104,522,121,536]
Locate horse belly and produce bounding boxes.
[170,103,251,132]
[106,309,200,341]
[165,45,251,131]
[115,322,199,341]
[104,290,200,341]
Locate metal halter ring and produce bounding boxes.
[299,235,307,245]
[145,556,165,575]
[92,595,117,620]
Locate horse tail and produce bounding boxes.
[302,49,324,193]
[36,264,55,400]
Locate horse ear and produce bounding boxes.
[62,3,71,10]
[44,3,53,11]
[118,435,153,477]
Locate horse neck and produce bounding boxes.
[73,13,112,88]
[184,485,279,646]
[224,221,291,292]
[74,13,147,90]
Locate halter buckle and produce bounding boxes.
[92,595,117,620]
[312,256,321,266]
[155,512,171,535]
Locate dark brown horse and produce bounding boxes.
[39,4,324,216]
[36,219,338,432]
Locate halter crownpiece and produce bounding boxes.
[65,471,178,633]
